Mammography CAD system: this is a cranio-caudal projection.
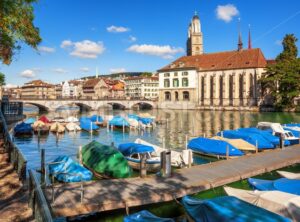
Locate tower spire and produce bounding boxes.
[248,24,252,49]
[237,18,243,51]
[96,67,99,78]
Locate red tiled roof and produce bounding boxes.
[158,48,267,72]
[83,78,100,88]
[22,80,54,88]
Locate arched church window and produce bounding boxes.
[165,92,171,101]
[175,91,179,101]
[183,91,190,101]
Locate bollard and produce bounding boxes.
[226,145,229,160]
[78,146,82,165]
[140,153,147,178]
[280,133,284,149]
[160,151,171,177]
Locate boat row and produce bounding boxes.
[124,170,300,221]
[187,121,300,159]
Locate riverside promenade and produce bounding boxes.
[44,145,300,218]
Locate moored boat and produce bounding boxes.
[38,115,50,124]
[277,171,300,179]
[224,187,300,222]
[80,117,99,132]
[14,122,33,136]
[124,210,174,222]
[81,140,132,178]
[217,130,275,149]
[248,178,300,195]
[51,116,65,123]
[109,116,130,129]
[65,122,81,132]
[48,155,92,183]
[211,136,256,152]
[66,116,79,123]
[32,120,50,134]
[188,137,244,158]
[50,122,65,133]
[181,195,290,222]
[118,143,161,172]
[90,115,104,125]
[24,117,36,124]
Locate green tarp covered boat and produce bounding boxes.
[81,140,132,178]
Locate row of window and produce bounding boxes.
[144,93,158,96]
[164,78,189,87]
[163,72,189,77]
[143,88,158,92]
[164,91,190,101]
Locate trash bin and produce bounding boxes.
[160,151,171,177]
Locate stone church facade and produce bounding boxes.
[157,13,268,110]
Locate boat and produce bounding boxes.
[66,116,79,123]
[224,187,300,221]
[118,143,161,172]
[65,122,81,132]
[283,125,300,138]
[217,130,275,149]
[138,113,155,119]
[14,122,33,136]
[38,115,50,124]
[50,122,65,133]
[32,120,50,134]
[48,155,92,182]
[128,118,139,129]
[188,137,244,158]
[80,118,99,132]
[211,136,256,152]
[257,122,299,145]
[81,140,132,178]
[277,171,300,179]
[237,127,290,146]
[181,195,290,222]
[124,210,174,222]
[90,115,104,125]
[109,115,130,128]
[135,138,192,167]
[51,116,65,123]
[24,117,36,124]
[248,178,300,195]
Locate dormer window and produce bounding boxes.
[170,63,176,68]
[245,61,250,64]
[179,62,185,67]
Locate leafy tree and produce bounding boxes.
[0,72,5,86]
[260,34,300,108]
[0,0,41,64]
[140,72,153,77]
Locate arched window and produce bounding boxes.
[182,78,189,87]
[175,91,179,101]
[229,75,233,106]
[173,78,179,87]
[239,74,244,106]
[165,92,171,101]
[164,79,170,88]
[183,91,190,101]
[210,76,214,105]
[201,76,205,105]
[219,76,223,106]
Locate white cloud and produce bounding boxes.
[107,25,130,33]
[61,40,105,59]
[20,69,36,79]
[216,4,239,22]
[53,68,68,74]
[80,67,90,72]
[4,84,18,88]
[129,35,137,42]
[110,68,126,73]
[38,46,55,53]
[127,44,184,59]
[60,40,73,48]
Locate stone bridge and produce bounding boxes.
[11,99,158,112]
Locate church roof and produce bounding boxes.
[158,48,267,72]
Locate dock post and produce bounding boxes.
[78,146,82,165]
[204,133,206,138]
[255,140,258,153]
[140,153,147,178]
[221,131,224,138]
[280,133,284,149]
[226,145,229,160]
[41,148,45,185]
[107,122,109,132]
[162,137,166,149]
[185,134,188,149]
[188,149,192,168]
[122,120,125,134]
[90,122,93,134]
[111,142,115,148]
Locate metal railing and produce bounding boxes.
[1,101,23,117]
[0,103,27,183]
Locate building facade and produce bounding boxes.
[21,80,55,99]
[124,76,159,99]
[158,14,267,109]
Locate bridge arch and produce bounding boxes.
[74,103,92,112]
[130,102,153,110]
[106,102,126,110]
[24,102,49,113]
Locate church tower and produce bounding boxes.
[187,12,203,56]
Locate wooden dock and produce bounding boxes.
[45,146,300,218]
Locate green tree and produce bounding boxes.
[0,0,41,65]
[0,72,5,86]
[260,34,300,109]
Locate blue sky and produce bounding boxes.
[1,0,300,86]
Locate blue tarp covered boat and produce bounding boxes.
[238,127,290,146]
[248,178,300,195]
[128,114,154,125]
[48,155,93,182]
[124,210,175,222]
[24,117,36,124]
[80,118,99,131]
[284,123,300,127]
[181,195,290,222]
[109,116,130,127]
[14,122,33,135]
[90,115,104,123]
[128,114,139,120]
[217,130,275,149]
[187,137,244,157]
[118,143,161,172]
[283,127,300,138]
